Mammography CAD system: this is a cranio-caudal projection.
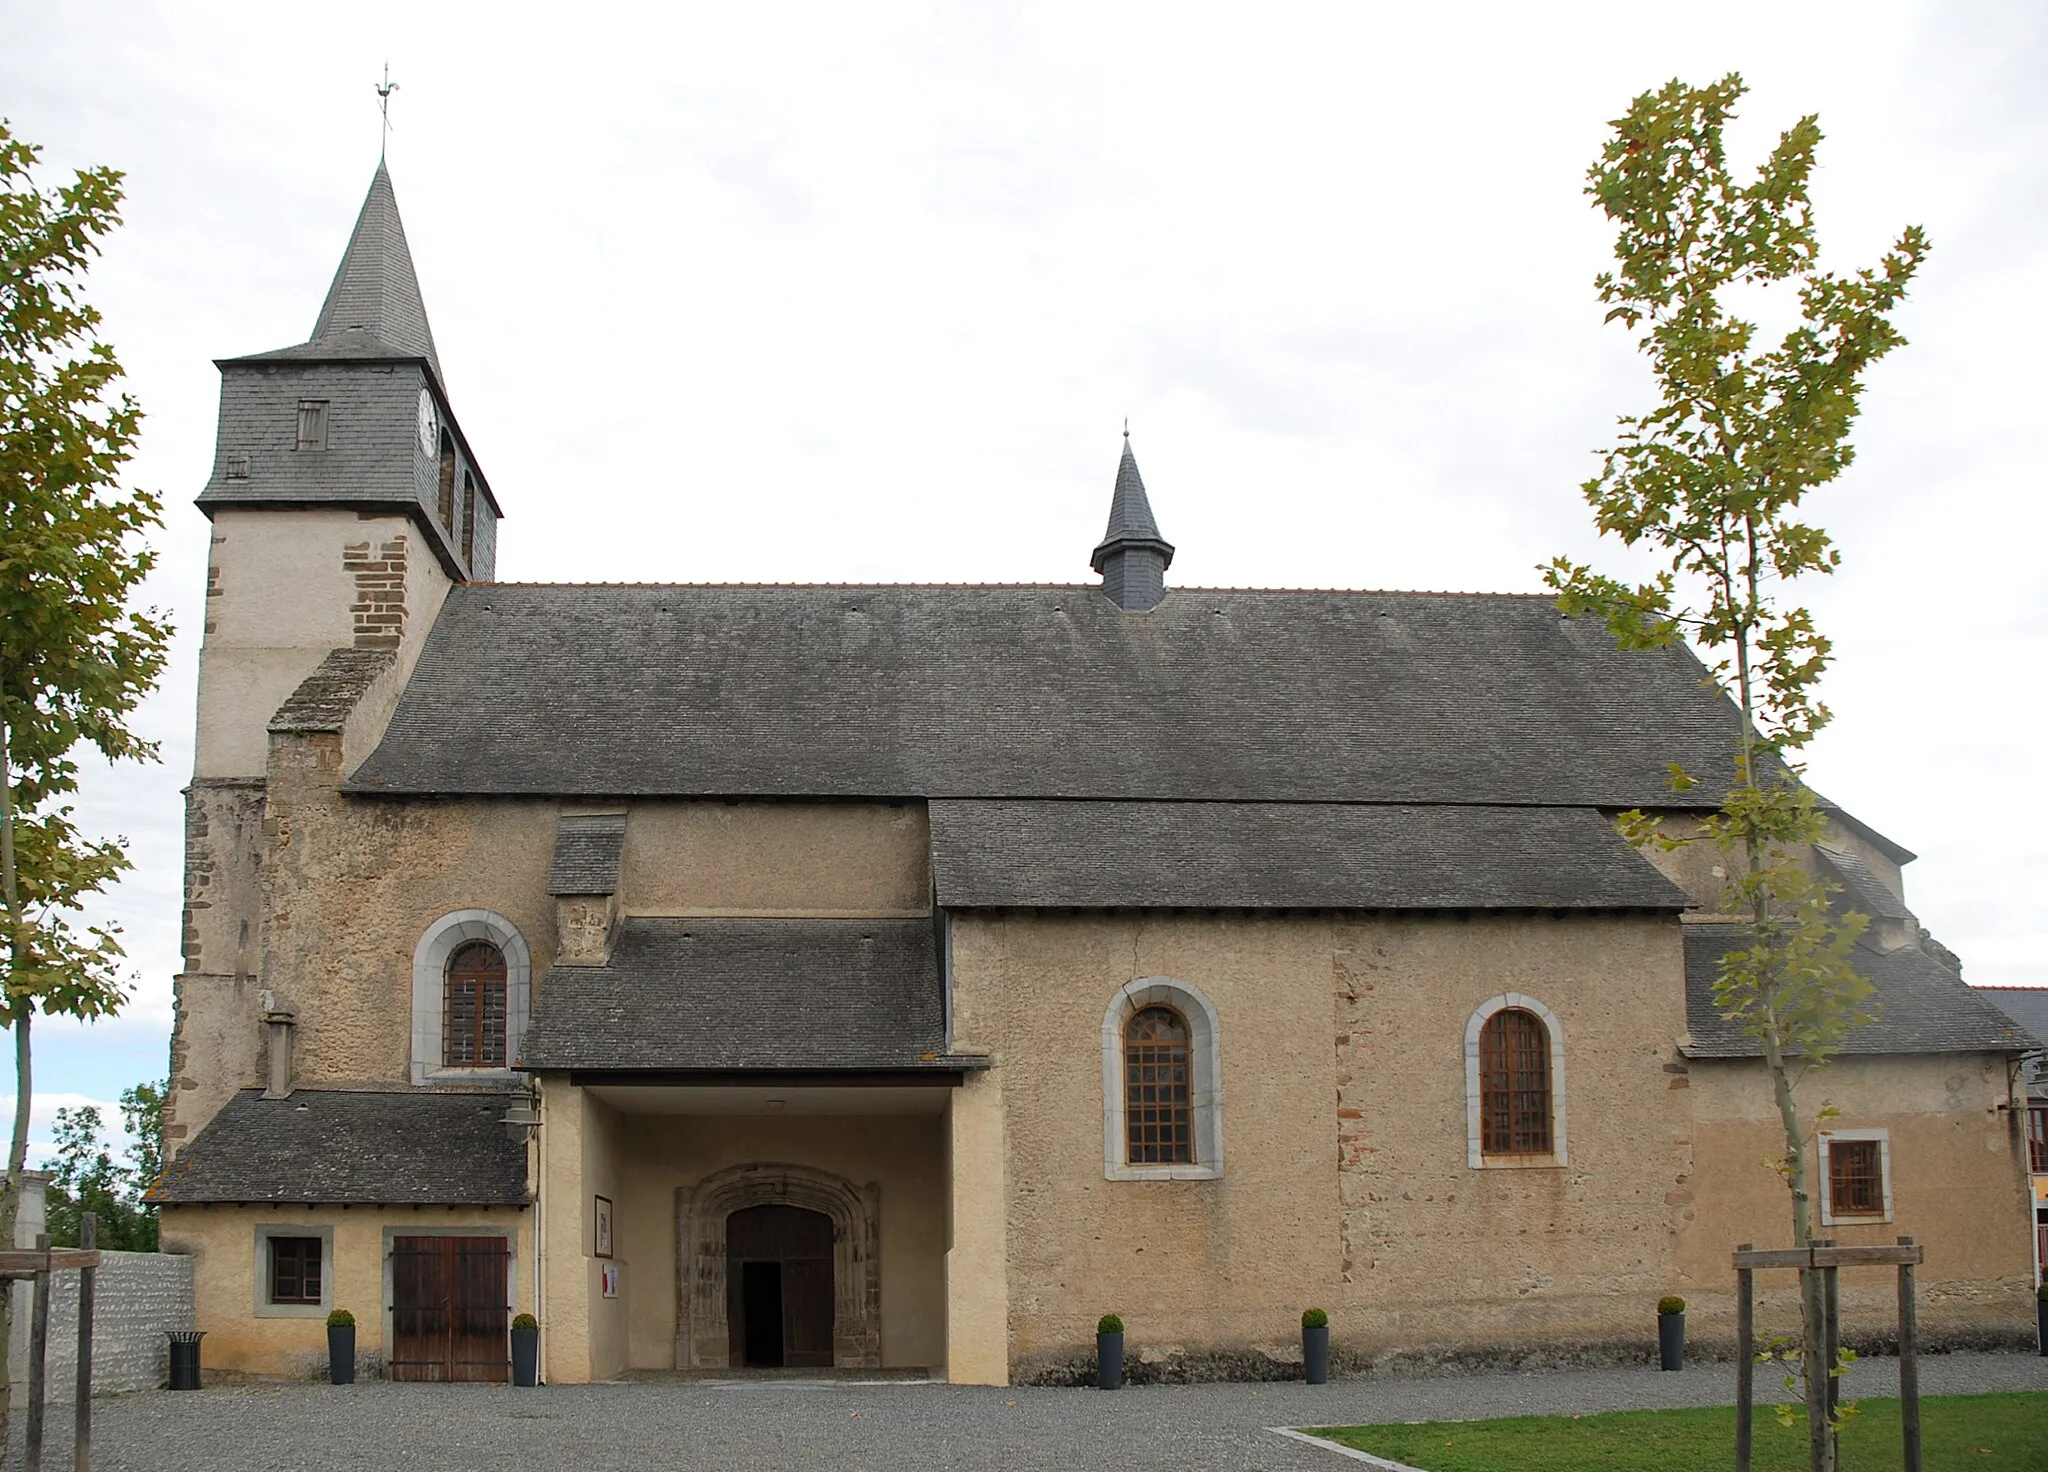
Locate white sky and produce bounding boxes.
[3,1,2044,1140]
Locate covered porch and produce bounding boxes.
[517,914,1006,1384]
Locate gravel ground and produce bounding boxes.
[10,1350,2044,1472]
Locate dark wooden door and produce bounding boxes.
[725,1205,834,1368]
[390,1236,511,1383]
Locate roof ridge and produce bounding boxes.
[455,581,1561,597]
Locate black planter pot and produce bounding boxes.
[1303,1324,1330,1385]
[1096,1331,1124,1390]
[512,1325,541,1387]
[327,1324,356,1385]
[1658,1312,1685,1372]
[2036,1297,2047,1357]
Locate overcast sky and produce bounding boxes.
[3,1,2044,1161]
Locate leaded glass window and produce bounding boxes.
[1125,1006,1192,1165]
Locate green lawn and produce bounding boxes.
[1308,1392,2046,1472]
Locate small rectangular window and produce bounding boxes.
[2028,1106,2047,1175]
[225,454,251,480]
[270,1235,323,1304]
[1827,1139,1883,1217]
[296,400,329,451]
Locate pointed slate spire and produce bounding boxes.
[1091,433,1175,611]
[301,162,445,384]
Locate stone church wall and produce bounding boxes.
[954,909,1698,1380]
[1677,1053,2034,1351]
[618,801,931,917]
[257,732,558,1086]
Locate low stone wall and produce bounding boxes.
[7,1252,198,1400]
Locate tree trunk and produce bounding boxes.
[0,714,29,1450]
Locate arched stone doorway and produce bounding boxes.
[676,1163,881,1370]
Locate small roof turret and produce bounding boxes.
[1091,433,1174,611]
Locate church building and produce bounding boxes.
[151,164,2041,1385]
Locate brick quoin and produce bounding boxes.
[345,536,409,648]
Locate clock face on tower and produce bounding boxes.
[417,389,438,456]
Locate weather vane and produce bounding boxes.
[376,64,399,160]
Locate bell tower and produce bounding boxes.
[191,161,500,778]
[169,162,501,1159]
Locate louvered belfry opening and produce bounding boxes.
[443,940,508,1067]
[1125,1005,1194,1164]
[1479,1008,1552,1155]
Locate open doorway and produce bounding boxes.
[725,1204,834,1367]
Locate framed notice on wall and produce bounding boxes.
[594,1194,614,1259]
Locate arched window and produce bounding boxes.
[1124,1006,1192,1165]
[1463,993,1568,1167]
[443,940,508,1067]
[1101,979,1223,1180]
[1478,1008,1550,1155]
[411,910,532,1083]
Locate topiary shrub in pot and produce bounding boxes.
[1301,1308,1330,1385]
[326,1308,356,1385]
[1657,1295,1686,1372]
[1096,1314,1124,1390]
[512,1311,541,1387]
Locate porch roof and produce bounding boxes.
[150,1088,529,1205]
[520,917,970,1074]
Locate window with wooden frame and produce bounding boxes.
[1478,1007,1553,1156]
[1827,1138,1884,1217]
[1124,1006,1193,1165]
[442,940,508,1068]
[270,1236,323,1305]
[295,400,329,451]
[2028,1105,2047,1175]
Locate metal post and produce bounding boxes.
[1735,1242,1754,1472]
[27,1231,51,1472]
[74,1213,95,1472]
[1898,1236,1921,1472]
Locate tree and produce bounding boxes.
[42,1081,164,1252]
[0,119,171,1444]
[1544,75,1926,1472]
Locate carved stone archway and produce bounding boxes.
[676,1162,881,1369]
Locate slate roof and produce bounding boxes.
[150,1089,528,1205]
[520,918,965,1072]
[548,813,628,895]
[1974,987,2048,1094]
[232,163,445,386]
[930,800,1688,910]
[1681,924,2037,1058]
[346,585,1750,806]
[1815,844,1911,921]
[1092,437,1173,572]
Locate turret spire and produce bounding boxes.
[1091,432,1175,611]
[300,163,444,385]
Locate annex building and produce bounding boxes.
[151,164,2042,1385]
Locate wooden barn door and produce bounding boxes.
[390,1236,511,1382]
[725,1205,835,1368]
